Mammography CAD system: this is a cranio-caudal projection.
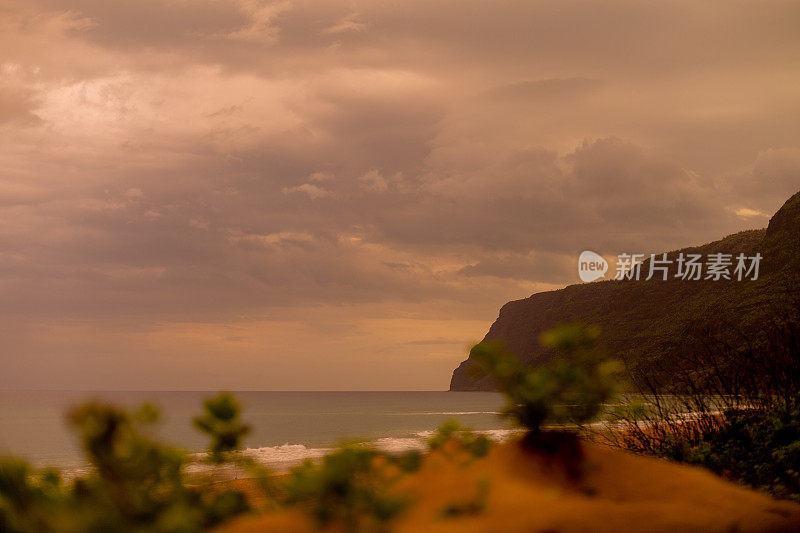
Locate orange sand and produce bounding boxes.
[216,438,800,533]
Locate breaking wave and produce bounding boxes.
[184,428,522,475]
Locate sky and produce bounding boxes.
[1,0,799,390]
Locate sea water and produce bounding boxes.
[0,391,510,474]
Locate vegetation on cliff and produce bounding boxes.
[451,190,800,391]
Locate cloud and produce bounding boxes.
[0,85,42,126]
[733,207,769,219]
[358,169,389,193]
[36,0,251,49]
[458,252,574,283]
[482,77,602,101]
[308,171,334,182]
[323,12,366,34]
[225,0,290,44]
[1,0,799,389]
[282,183,333,199]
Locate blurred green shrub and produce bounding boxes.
[284,443,413,532]
[193,393,250,464]
[0,394,257,533]
[612,297,800,501]
[469,323,622,434]
[428,420,491,459]
[0,458,65,533]
[631,406,800,502]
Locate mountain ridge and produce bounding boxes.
[449,191,800,391]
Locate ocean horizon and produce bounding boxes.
[0,390,510,475]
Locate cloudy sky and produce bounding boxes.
[1,0,799,390]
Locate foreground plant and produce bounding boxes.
[468,323,622,435]
[428,420,491,460]
[611,295,800,501]
[194,393,250,464]
[0,458,65,533]
[0,394,259,533]
[284,443,418,533]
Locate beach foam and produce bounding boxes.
[181,428,523,475]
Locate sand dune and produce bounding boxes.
[217,436,800,532]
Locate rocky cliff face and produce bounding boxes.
[450,191,800,391]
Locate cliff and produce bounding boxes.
[450,190,800,391]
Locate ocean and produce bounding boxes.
[0,391,510,475]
